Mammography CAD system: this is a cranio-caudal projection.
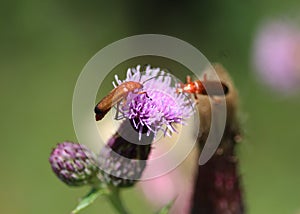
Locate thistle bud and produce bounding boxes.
[49,142,99,186]
[98,120,153,187]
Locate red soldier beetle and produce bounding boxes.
[94,81,149,121]
[176,74,229,100]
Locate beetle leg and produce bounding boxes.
[114,101,120,119]
[137,91,152,100]
[194,93,198,100]
[203,73,208,83]
[177,82,184,88]
[186,75,192,84]
[114,101,124,120]
[194,93,200,104]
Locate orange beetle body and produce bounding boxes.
[94,81,143,121]
[176,75,229,98]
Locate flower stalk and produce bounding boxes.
[106,185,129,214]
[190,64,245,214]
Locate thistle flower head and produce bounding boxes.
[49,142,99,186]
[114,65,194,139]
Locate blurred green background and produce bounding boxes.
[1,0,300,213]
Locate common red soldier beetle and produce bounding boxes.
[176,75,229,100]
[94,81,149,121]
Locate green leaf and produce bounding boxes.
[71,188,105,214]
[156,199,176,214]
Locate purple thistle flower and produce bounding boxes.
[113,65,194,139]
[97,65,194,187]
[49,142,99,186]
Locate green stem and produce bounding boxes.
[71,187,107,214]
[106,186,129,214]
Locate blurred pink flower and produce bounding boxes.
[138,149,197,214]
[252,19,300,94]
[139,169,192,214]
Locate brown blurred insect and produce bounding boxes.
[176,75,229,100]
[94,81,149,121]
